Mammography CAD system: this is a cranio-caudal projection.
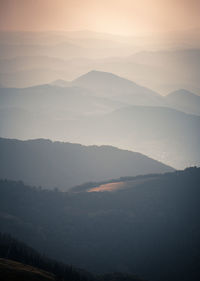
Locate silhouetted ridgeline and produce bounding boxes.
[166,89,200,115]
[0,233,90,281]
[0,233,144,281]
[0,167,199,281]
[0,258,56,281]
[1,71,200,168]
[0,137,173,190]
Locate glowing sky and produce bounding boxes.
[0,0,200,35]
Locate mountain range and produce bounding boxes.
[1,70,200,168]
[0,34,199,94]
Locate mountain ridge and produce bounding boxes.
[0,137,174,190]
[165,88,200,115]
[0,167,199,281]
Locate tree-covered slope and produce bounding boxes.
[0,233,144,281]
[0,137,173,190]
[0,167,199,281]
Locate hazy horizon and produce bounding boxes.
[1,0,200,35]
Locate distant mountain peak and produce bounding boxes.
[74,70,132,82]
[165,88,200,116]
[72,70,157,93]
[168,89,199,98]
[72,70,161,104]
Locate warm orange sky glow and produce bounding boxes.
[0,0,200,35]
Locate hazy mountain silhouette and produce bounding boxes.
[128,49,200,94]
[51,79,70,87]
[71,70,163,106]
[1,48,199,94]
[0,84,125,116]
[0,56,92,87]
[0,41,86,60]
[0,167,199,281]
[0,138,173,190]
[13,104,198,169]
[0,81,199,168]
[0,56,69,73]
[0,67,64,88]
[165,89,200,115]
[92,105,200,168]
[1,30,199,49]
[0,36,135,62]
[0,31,200,92]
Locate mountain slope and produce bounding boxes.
[0,233,145,281]
[72,70,163,106]
[0,167,199,281]
[1,103,199,168]
[166,89,200,115]
[52,105,199,168]
[0,259,55,281]
[0,84,125,117]
[129,49,200,94]
[0,137,173,190]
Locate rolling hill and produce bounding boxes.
[0,233,145,281]
[0,71,199,168]
[38,105,199,169]
[72,70,163,106]
[0,83,125,116]
[0,137,173,190]
[165,89,200,115]
[0,167,199,281]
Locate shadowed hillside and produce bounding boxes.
[0,233,144,281]
[0,259,55,281]
[0,138,173,190]
[166,89,200,115]
[0,167,199,281]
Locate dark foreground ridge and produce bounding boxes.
[0,233,144,281]
[0,167,199,281]
[0,258,55,281]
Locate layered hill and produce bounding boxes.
[1,32,200,94]
[0,71,199,168]
[72,70,163,106]
[0,167,199,281]
[165,89,200,115]
[0,84,124,116]
[46,105,199,168]
[0,137,173,190]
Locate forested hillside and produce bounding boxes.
[0,167,199,281]
[0,233,144,281]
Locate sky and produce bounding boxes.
[0,0,200,35]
